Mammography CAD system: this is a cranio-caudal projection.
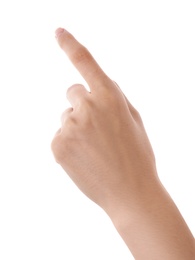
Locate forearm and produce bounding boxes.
[107,176,195,260]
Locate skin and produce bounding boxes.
[51,27,195,259]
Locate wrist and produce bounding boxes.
[103,172,160,224]
[103,175,195,259]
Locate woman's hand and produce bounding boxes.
[51,28,157,212]
[51,28,195,259]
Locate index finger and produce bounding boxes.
[55,28,111,92]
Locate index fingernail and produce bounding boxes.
[55,28,65,38]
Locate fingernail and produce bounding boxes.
[55,28,65,38]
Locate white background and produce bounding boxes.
[0,0,194,259]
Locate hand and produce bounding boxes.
[51,28,157,213]
[51,28,195,259]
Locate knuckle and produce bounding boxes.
[61,107,73,124]
[51,115,78,163]
[51,135,64,163]
[66,84,77,96]
[130,106,141,120]
[66,84,84,99]
[51,130,75,164]
[66,85,74,97]
[131,108,142,122]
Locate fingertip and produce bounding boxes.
[55,27,66,39]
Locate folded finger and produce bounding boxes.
[66,84,89,108]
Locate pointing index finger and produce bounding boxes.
[55,28,111,92]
